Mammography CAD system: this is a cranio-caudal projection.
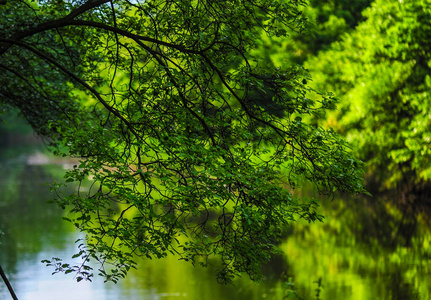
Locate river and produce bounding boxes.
[0,135,430,299]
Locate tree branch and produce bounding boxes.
[0,265,18,300]
[0,38,140,140]
[0,0,110,55]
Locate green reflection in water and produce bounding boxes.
[0,139,288,299]
[0,134,430,299]
[0,144,74,266]
[114,250,293,300]
[280,196,431,300]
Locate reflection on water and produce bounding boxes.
[0,138,277,300]
[281,195,431,300]
[0,136,430,299]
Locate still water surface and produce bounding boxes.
[0,137,430,299]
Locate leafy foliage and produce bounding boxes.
[265,0,373,66]
[306,0,431,192]
[1,0,365,283]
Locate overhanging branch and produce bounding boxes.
[0,38,140,140]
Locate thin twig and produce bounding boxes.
[0,265,18,300]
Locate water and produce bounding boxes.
[0,136,430,299]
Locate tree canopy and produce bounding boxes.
[277,0,373,65]
[306,0,431,194]
[0,0,366,283]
